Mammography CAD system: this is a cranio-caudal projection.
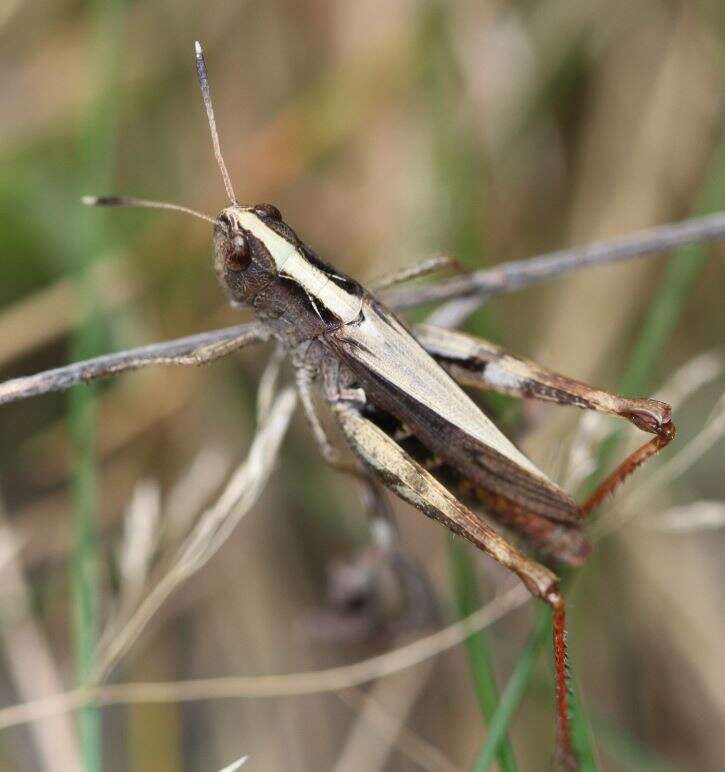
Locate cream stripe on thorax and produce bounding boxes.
[235,210,363,323]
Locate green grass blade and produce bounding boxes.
[473,197,714,769]
[69,3,125,770]
[69,336,103,772]
[472,607,550,772]
[450,540,519,772]
[568,673,598,771]
[417,2,522,765]
[590,714,680,772]
[589,140,725,481]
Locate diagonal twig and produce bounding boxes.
[383,211,725,310]
[1,212,723,407]
[0,323,261,406]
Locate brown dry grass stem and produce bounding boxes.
[2,212,723,407]
[0,584,530,733]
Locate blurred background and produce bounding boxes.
[1,1,724,770]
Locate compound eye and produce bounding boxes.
[227,234,250,272]
[254,203,282,220]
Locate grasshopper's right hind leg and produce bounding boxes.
[414,323,675,517]
[331,399,579,770]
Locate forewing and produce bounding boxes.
[329,299,580,523]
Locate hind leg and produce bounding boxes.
[331,398,578,770]
[414,323,675,517]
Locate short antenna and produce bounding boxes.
[195,41,237,204]
[82,195,219,226]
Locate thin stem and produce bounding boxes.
[0,585,531,733]
[472,607,550,772]
[70,1,125,768]
[449,541,518,772]
[382,211,725,311]
[476,163,720,767]
[1,211,722,407]
[0,324,261,405]
[416,3,517,766]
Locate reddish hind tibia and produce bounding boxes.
[581,419,675,518]
[546,590,578,772]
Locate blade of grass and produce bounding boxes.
[589,138,725,483]
[591,716,680,772]
[472,606,550,772]
[526,672,678,771]
[568,670,598,771]
[450,540,518,772]
[69,3,125,770]
[472,608,600,772]
[472,142,722,769]
[69,327,104,772]
[417,2,519,768]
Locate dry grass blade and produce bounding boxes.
[218,755,249,772]
[640,501,725,532]
[163,445,233,545]
[596,392,725,538]
[1,213,722,408]
[383,212,725,311]
[336,665,461,772]
[92,385,298,681]
[0,584,530,732]
[0,492,81,771]
[0,323,261,405]
[653,351,724,409]
[117,479,161,614]
[566,349,724,492]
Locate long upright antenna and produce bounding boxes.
[195,41,237,204]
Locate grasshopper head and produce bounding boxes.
[213,203,295,305]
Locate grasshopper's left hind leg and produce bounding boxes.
[414,324,675,516]
[331,398,578,770]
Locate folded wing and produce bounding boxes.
[329,299,580,523]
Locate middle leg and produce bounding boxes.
[295,358,437,634]
[293,354,401,541]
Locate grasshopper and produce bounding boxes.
[44,42,677,769]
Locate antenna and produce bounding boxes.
[195,41,237,204]
[82,195,220,226]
